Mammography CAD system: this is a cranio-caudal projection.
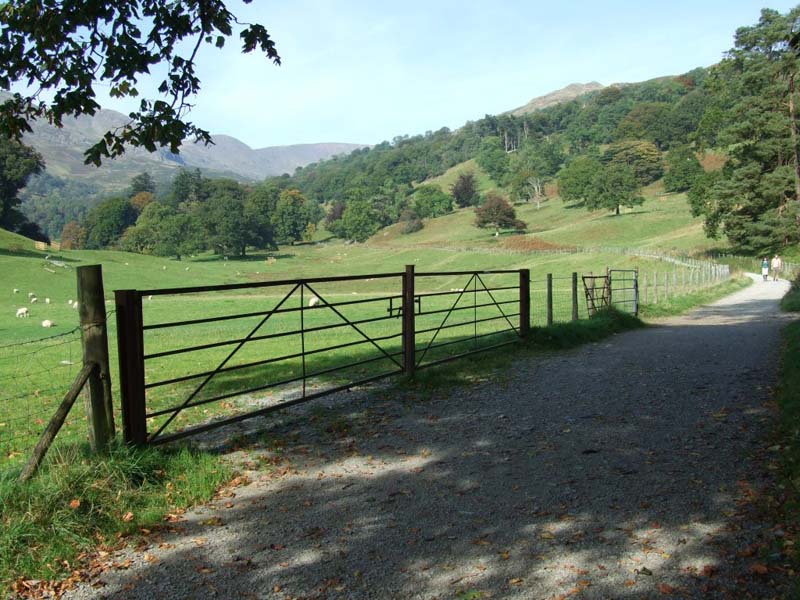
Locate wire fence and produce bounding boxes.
[0,327,87,470]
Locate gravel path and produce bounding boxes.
[64,276,796,600]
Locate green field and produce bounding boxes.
[0,190,738,468]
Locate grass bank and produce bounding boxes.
[0,442,230,594]
[776,277,800,585]
[638,276,752,319]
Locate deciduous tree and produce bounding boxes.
[474,191,526,234]
[0,1,281,165]
[450,172,480,208]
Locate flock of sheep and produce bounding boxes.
[13,288,77,328]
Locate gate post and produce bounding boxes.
[571,272,579,322]
[402,265,416,378]
[546,273,553,326]
[115,290,147,446]
[633,268,640,317]
[519,269,530,338]
[77,265,115,451]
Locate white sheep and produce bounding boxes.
[16,307,29,318]
[30,296,38,304]
[27,292,34,298]
[41,319,54,328]
[148,295,153,301]
[45,297,50,304]
[308,296,320,307]
[162,266,166,270]
[72,302,79,310]
[185,267,189,271]
[67,299,73,305]
[13,288,18,294]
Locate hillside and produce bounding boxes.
[507,82,605,116]
[3,92,365,191]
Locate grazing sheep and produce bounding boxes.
[308,296,320,307]
[41,319,54,328]
[45,298,50,304]
[67,299,73,305]
[148,295,153,301]
[13,288,18,294]
[185,267,189,271]
[162,266,166,270]
[27,292,34,298]
[16,307,29,318]
[72,302,79,310]
[30,296,37,304]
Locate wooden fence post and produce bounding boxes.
[546,273,553,326]
[77,265,115,451]
[571,272,579,322]
[115,289,147,446]
[606,268,613,307]
[519,269,530,338]
[402,265,416,378]
[633,268,639,317]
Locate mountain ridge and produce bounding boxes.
[0,92,367,190]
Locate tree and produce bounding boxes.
[474,191,527,235]
[84,197,137,248]
[475,136,510,184]
[558,156,602,205]
[602,140,663,185]
[0,1,280,165]
[60,221,87,249]
[0,136,43,229]
[586,163,644,216]
[130,191,155,214]
[272,188,310,244]
[339,197,381,242]
[129,172,156,197]
[450,172,480,208]
[689,7,800,252]
[170,168,208,208]
[664,145,703,192]
[412,184,452,219]
[510,169,548,209]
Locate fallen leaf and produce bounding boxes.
[69,499,81,509]
[624,580,636,587]
[750,563,769,575]
[201,516,223,526]
[508,578,523,586]
[657,583,675,594]
[540,532,555,540]
[121,511,134,522]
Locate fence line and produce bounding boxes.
[0,327,85,467]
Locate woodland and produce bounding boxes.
[2,7,800,257]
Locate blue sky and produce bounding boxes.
[98,1,800,148]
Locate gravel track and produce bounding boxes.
[63,275,796,600]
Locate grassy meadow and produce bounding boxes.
[0,182,739,468]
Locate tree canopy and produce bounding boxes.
[0,1,280,165]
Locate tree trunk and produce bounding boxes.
[615,205,620,216]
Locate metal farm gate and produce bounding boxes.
[115,266,530,445]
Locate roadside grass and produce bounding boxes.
[407,308,645,392]
[776,277,800,584]
[637,276,752,319]
[0,440,230,591]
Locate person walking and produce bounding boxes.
[761,257,769,281]
[771,254,783,281]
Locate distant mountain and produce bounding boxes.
[507,82,606,116]
[1,93,365,191]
